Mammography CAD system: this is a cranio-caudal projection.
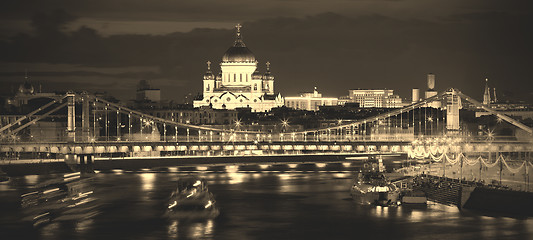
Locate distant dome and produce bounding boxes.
[18,81,34,94]
[222,24,256,63]
[204,72,215,80]
[222,47,255,63]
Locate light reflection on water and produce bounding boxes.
[1,166,532,240]
[75,218,94,233]
[140,172,156,191]
[167,220,179,238]
[24,175,39,185]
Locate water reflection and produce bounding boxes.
[409,209,424,222]
[190,220,215,239]
[316,163,327,168]
[225,165,238,173]
[75,218,94,233]
[24,175,39,185]
[167,220,179,238]
[1,165,532,239]
[166,219,215,239]
[140,173,156,191]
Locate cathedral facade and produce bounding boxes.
[193,24,284,112]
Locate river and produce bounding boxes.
[1,163,532,240]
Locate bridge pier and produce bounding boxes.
[78,154,95,174]
[64,153,95,174]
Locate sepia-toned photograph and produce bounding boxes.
[1,1,532,239]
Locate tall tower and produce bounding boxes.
[203,61,215,94]
[492,87,498,103]
[262,62,274,95]
[425,73,440,108]
[427,73,435,90]
[483,78,491,105]
[446,89,461,132]
[412,88,420,104]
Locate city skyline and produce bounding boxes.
[1,2,533,235]
[0,1,532,104]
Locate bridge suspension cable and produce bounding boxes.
[92,96,257,134]
[0,94,68,134]
[291,90,449,135]
[454,90,533,134]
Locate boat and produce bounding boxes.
[0,168,9,182]
[350,156,400,206]
[351,171,400,206]
[400,189,427,205]
[20,172,100,226]
[165,177,220,219]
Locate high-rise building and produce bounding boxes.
[193,24,283,112]
[427,73,435,90]
[446,89,461,131]
[136,80,160,102]
[424,73,440,108]
[412,88,420,104]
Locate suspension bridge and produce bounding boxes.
[0,88,531,184]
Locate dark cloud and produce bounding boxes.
[1,10,532,104]
[30,9,76,35]
[2,0,530,23]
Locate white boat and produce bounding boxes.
[350,156,402,206]
[351,171,400,206]
[165,178,220,219]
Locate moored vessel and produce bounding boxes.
[350,156,401,206]
[400,189,427,205]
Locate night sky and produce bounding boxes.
[1,0,532,103]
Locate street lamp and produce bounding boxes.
[281,119,289,132]
[428,116,433,135]
[233,120,242,141]
[234,119,242,129]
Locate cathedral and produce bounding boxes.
[193,24,284,112]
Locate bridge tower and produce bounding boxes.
[82,92,91,142]
[67,92,76,142]
[446,89,460,132]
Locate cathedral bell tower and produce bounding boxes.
[203,61,215,94]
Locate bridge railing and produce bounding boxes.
[0,132,417,144]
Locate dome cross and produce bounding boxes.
[236,23,242,36]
